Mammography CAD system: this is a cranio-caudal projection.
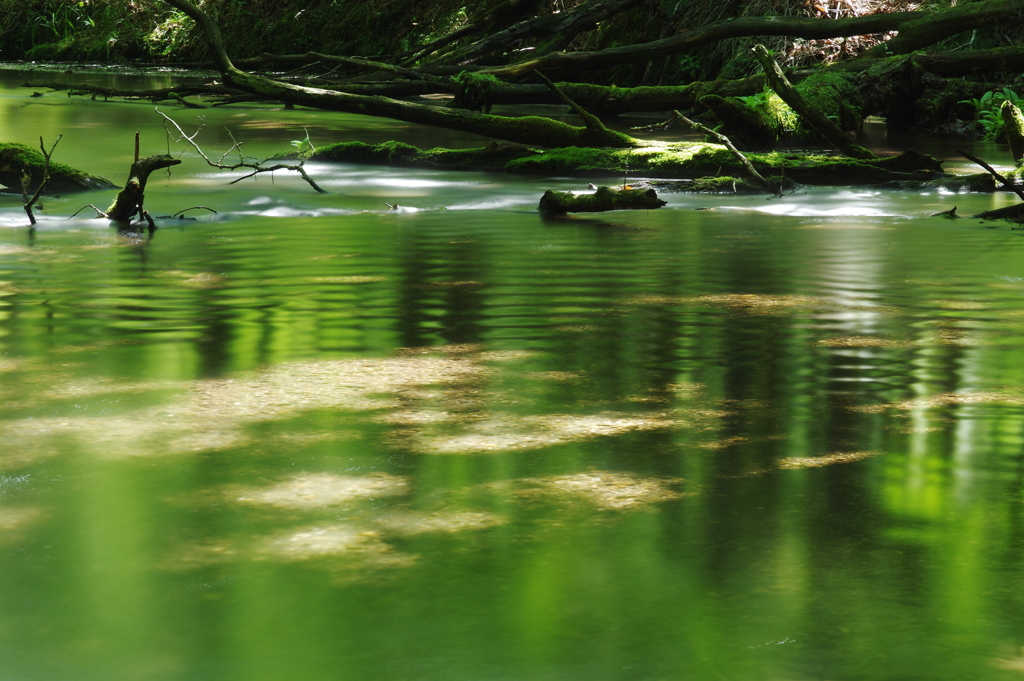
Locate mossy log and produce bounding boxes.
[1002,101,1024,165]
[752,45,876,160]
[159,0,639,150]
[106,155,182,222]
[539,186,667,213]
[0,142,115,193]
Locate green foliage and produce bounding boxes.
[960,88,1024,141]
[290,129,316,155]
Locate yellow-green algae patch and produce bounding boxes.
[0,347,501,463]
[779,451,880,469]
[406,412,678,454]
[817,336,916,348]
[374,511,506,535]
[233,473,409,510]
[508,471,685,510]
[256,525,408,565]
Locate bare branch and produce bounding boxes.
[157,108,327,194]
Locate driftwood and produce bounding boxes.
[752,44,876,160]
[539,186,666,213]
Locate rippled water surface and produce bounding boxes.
[3,68,1024,681]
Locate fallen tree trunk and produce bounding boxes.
[160,0,640,149]
[752,44,876,160]
[482,0,1024,77]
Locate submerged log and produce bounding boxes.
[539,186,667,213]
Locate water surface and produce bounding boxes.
[2,67,1024,681]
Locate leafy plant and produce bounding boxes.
[961,88,1024,141]
[290,129,316,154]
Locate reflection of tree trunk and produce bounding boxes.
[161,0,640,149]
[484,0,1023,77]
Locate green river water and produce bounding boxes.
[2,68,1024,681]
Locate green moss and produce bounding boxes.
[0,142,115,193]
[306,140,418,165]
[794,69,864,135]
[450,71,506,112]
[634,144,742,177]
[504,147,623,175]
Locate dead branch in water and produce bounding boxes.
[156,109,325,193]
[22,135,62,228]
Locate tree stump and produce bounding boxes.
[106,155,182,222]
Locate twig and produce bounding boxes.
[673,110,780,197]
[23,135,62,226]
[68,204,110,219]
[173,206,218,217]
[958,149,1024,201]
[157,108,326,193]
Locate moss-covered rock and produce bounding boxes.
[0,143,115,193]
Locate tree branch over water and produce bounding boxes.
[156,109,326,193]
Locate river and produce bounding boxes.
[1,67,1024,681]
